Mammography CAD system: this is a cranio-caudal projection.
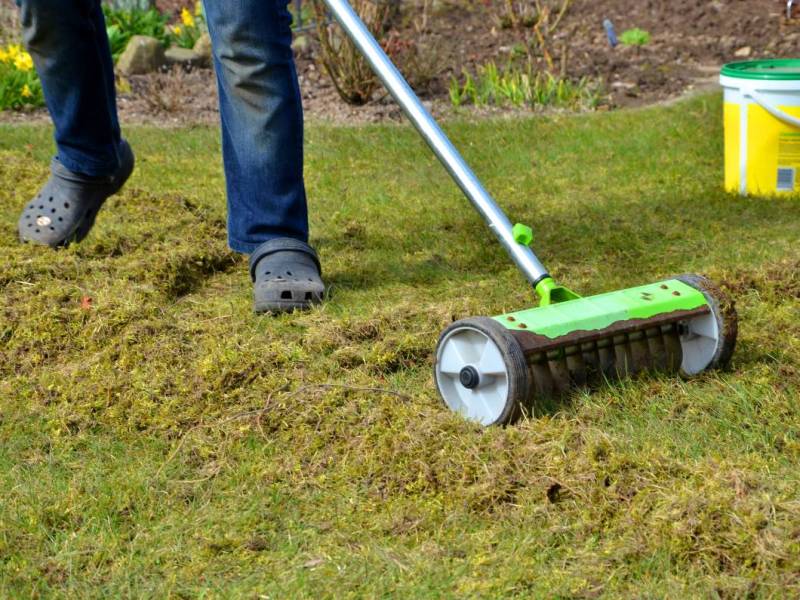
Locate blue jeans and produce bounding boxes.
[18,0,309,253]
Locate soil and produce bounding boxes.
[2,0,800,125]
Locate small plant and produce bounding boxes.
[449,62,601,110]
[492,0,573,74]
[140,66,191,114]
[102,5,170,62]
[168,4,207,50]
[289,1,315,30]
[0,44,44,111]
[497,0,539,29]
[105,24,129,61]
[619,27,651,46]
[310,0,393,105]
[498,0,572,31]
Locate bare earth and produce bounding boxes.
[2,0,799,126]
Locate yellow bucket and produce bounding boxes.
[721,59,800,196]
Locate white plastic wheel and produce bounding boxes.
[434,317,529,426]
[676,274,738,376]
[679,312,720,375]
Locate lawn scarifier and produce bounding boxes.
[324,0,738,426]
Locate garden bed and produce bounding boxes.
[1,0,798,124]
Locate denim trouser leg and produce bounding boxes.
[18,0,122,177]
[203,0,309,253]
[18,0,308,252]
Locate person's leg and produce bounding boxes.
[203,0,322,313]
[16,0,134,247]
[19,0,122,176]
[203,0,309,253]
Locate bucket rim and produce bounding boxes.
[721,59,800,81]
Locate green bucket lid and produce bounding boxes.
[721,59,800,81]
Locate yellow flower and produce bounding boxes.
[1,44,22,63]
[180,7,196,27]
[14,51,34,72]
[173,25,182,35]
[194,1,203,17]
[21,84,32,98]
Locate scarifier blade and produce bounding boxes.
[520,321,685,398]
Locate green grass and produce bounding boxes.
[2,94,800,597]
[449,63,601,110]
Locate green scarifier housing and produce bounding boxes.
[494,279,709,339]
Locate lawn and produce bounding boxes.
[2,95,800,597]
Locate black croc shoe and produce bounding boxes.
[249,238,325,313]
[18,139,135,248]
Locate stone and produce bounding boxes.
[117,35,165,75]
[193,33,213,68]
[734,46,752,58]
[164,46,203,69]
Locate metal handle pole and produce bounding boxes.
[322,0,551,286]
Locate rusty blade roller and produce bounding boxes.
[646,326,668,369]
[509,307,711,394]
[510,306,709,357]
[628,330,651,374]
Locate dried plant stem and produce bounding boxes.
[505,0,519,29]
[549,0,572,33]
[534,20,554,72]
[310,0,391,105]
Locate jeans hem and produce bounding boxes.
[229,234,310,255]
[57,154,119,179]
